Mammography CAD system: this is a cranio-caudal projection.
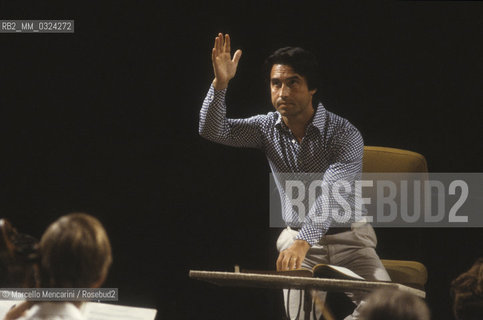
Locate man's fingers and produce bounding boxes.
[216,33,222,53]
[276,241,309,271]
[213,33,241,62]
[220,33,225,52]
[225,34,231,53]
[213,37,220,57]
[277,251,289,271]
[283,254,292,271]
[276,253,283,271]
[277,251,302,271]
[282,256,289,271]
[232,49,242,65]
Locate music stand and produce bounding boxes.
[189,269,425,320]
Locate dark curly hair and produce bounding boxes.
[451,258,483,320]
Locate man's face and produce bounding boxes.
[270,64,316,118]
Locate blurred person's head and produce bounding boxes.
[451,258,483,320]
[359,288,430,320]
[0,219,39,287]
[39,213,112,288]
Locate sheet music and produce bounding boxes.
[81,302,157,320]
[0,300,157,320]
[325,265,365,280]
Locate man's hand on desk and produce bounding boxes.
[276,239,310,271]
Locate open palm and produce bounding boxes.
[212,33,242,90]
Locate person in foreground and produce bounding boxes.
[358,288,430,320]
[5,213,112,320]
[451,257,483,320]
[0,219,39,288]
[199,33,390,319]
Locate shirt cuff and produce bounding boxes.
[208,84,227,104]
[295,224,325,246]
[211,84,227,94]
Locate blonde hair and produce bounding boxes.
[40,213,112,288]
[359,288,430,320]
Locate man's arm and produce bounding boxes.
[277,126,364,270]
[199,33,264,148]
[297,127,364,242]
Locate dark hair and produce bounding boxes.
[0,219,39,287]
[264,47,320,104]
[451,258,483,320]
[359,288,430,320]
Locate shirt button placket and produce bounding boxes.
[298,141,305,169]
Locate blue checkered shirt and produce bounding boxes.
[199,85,364,246]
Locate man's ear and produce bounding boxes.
[309,88,317,96]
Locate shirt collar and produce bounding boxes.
[311,102,327,133]
[275,102,327,133]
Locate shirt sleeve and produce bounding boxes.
[199,85,265,149]
[295,126,364,246]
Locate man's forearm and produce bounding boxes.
[198,84,264,149]
[295,222,327,246]
[199,84,228,140]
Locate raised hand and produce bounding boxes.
[212,33,242,90]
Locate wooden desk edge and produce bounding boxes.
[189,270,426,299]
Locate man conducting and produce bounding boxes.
[199,33,390,319]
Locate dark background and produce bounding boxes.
[0,1,482,319]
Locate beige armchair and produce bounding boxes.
[363,146,428,291]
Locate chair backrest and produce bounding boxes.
[362,146,429,291]
[363,146,428,173]
[380,259,428,291]
[361,146,429,201]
